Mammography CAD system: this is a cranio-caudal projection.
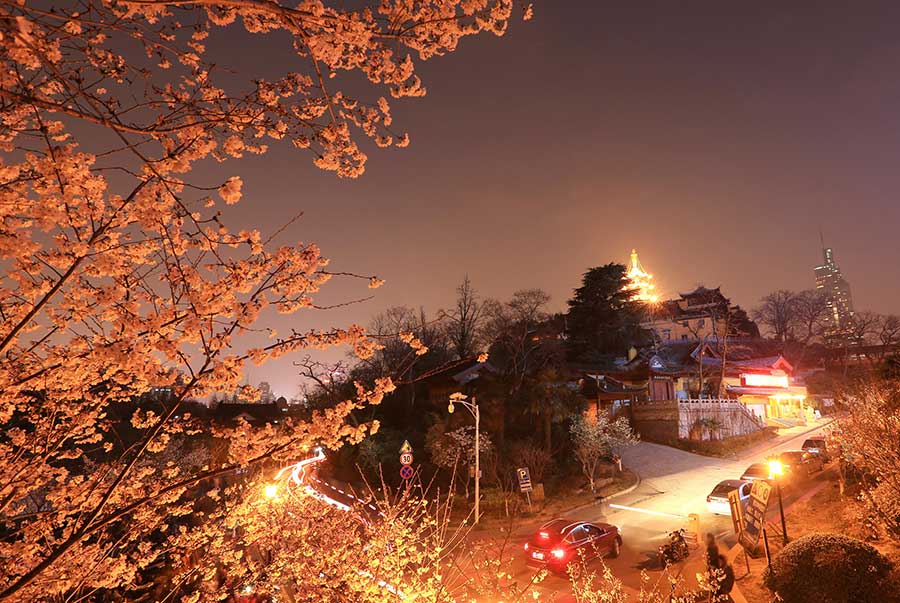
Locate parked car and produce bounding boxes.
[706,479,752,515]
[524,518,621,573]
[740,463,772,483]
[801,437,831,462]
[776,450,825,478]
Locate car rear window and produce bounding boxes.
[780,452,803,462]
[531,521,567,545]
[711,483,738,496]
[744,464,768,476]
[803,439,825,448]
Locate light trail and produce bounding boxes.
[273,447,382,520]
[608,503,687,520]
[270,448,404,599]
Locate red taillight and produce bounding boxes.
[523,543,529,551]
[539,531,550,540]
[706,495,712,502]
[551,548,566,560]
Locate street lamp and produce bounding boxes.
[448,393,480,525]
[264,483,279,500]
[768,459,788,545]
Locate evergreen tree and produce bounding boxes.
[566,263,648,362]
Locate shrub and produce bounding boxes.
[763,533,894,603]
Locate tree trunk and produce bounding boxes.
[544,411,552,452]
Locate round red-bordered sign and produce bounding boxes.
[400,464,414,480]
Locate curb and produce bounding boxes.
[607,472,643,501]
[562,471,643,516]
[489,472,643,538]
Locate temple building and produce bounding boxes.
[642,286,731,343]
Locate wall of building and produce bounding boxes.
[632,399,763,444]
[645,315,725,342]
[631,400,680,444]
[677,399,764,440]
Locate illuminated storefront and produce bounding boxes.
[726,367,810,424]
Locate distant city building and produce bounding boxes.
[258,381,273,404]
[814,246,854,333]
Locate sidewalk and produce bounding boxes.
[722,465,834,603]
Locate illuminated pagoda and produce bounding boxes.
[626,248,659,303]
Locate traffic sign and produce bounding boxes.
[400,452,413,466]
[517,467,533,493]
[400,464,414,480]
[740,480,772,552]
[399,440,413,454]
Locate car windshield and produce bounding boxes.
[711,483,739,497]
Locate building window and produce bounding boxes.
[681,334,688,341]
[663,329,671,340]
[698,319,705,328]
[682,321,689,327]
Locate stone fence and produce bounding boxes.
[632,398,764,444]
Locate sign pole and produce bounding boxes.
[399,440,414,489]
[473,398,480,525]
[762,528,772,570]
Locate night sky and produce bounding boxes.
[211,2,900,397]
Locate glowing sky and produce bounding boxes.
[207,2,900,396]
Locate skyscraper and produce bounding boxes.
[814,245,854,333]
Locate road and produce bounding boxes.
[504,420,834,600]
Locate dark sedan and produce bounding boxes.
[776,450,825,479]
[524,518,621,573]
[740,462,773,483]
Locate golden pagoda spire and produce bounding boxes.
[626,248,659,303]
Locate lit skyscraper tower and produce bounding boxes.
[814,245,854,333]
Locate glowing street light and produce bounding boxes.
[448,393,480,525]
[768,458,789,545]
[264,483,279,500]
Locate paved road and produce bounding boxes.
[505,420,835,599]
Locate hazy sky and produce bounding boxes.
[210,2,900,397]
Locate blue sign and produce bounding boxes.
[517,467,533,493]
[400,464,414,480]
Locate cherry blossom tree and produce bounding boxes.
[570,415,638,492]
[0,1,529,599]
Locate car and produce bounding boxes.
[802,437,831,462]
[776,450,825,478]
[740,463,772,483]
[524,518,622,573]
[706,479,752,515]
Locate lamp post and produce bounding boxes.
[448,393,480,525]
[768,459,788,545]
